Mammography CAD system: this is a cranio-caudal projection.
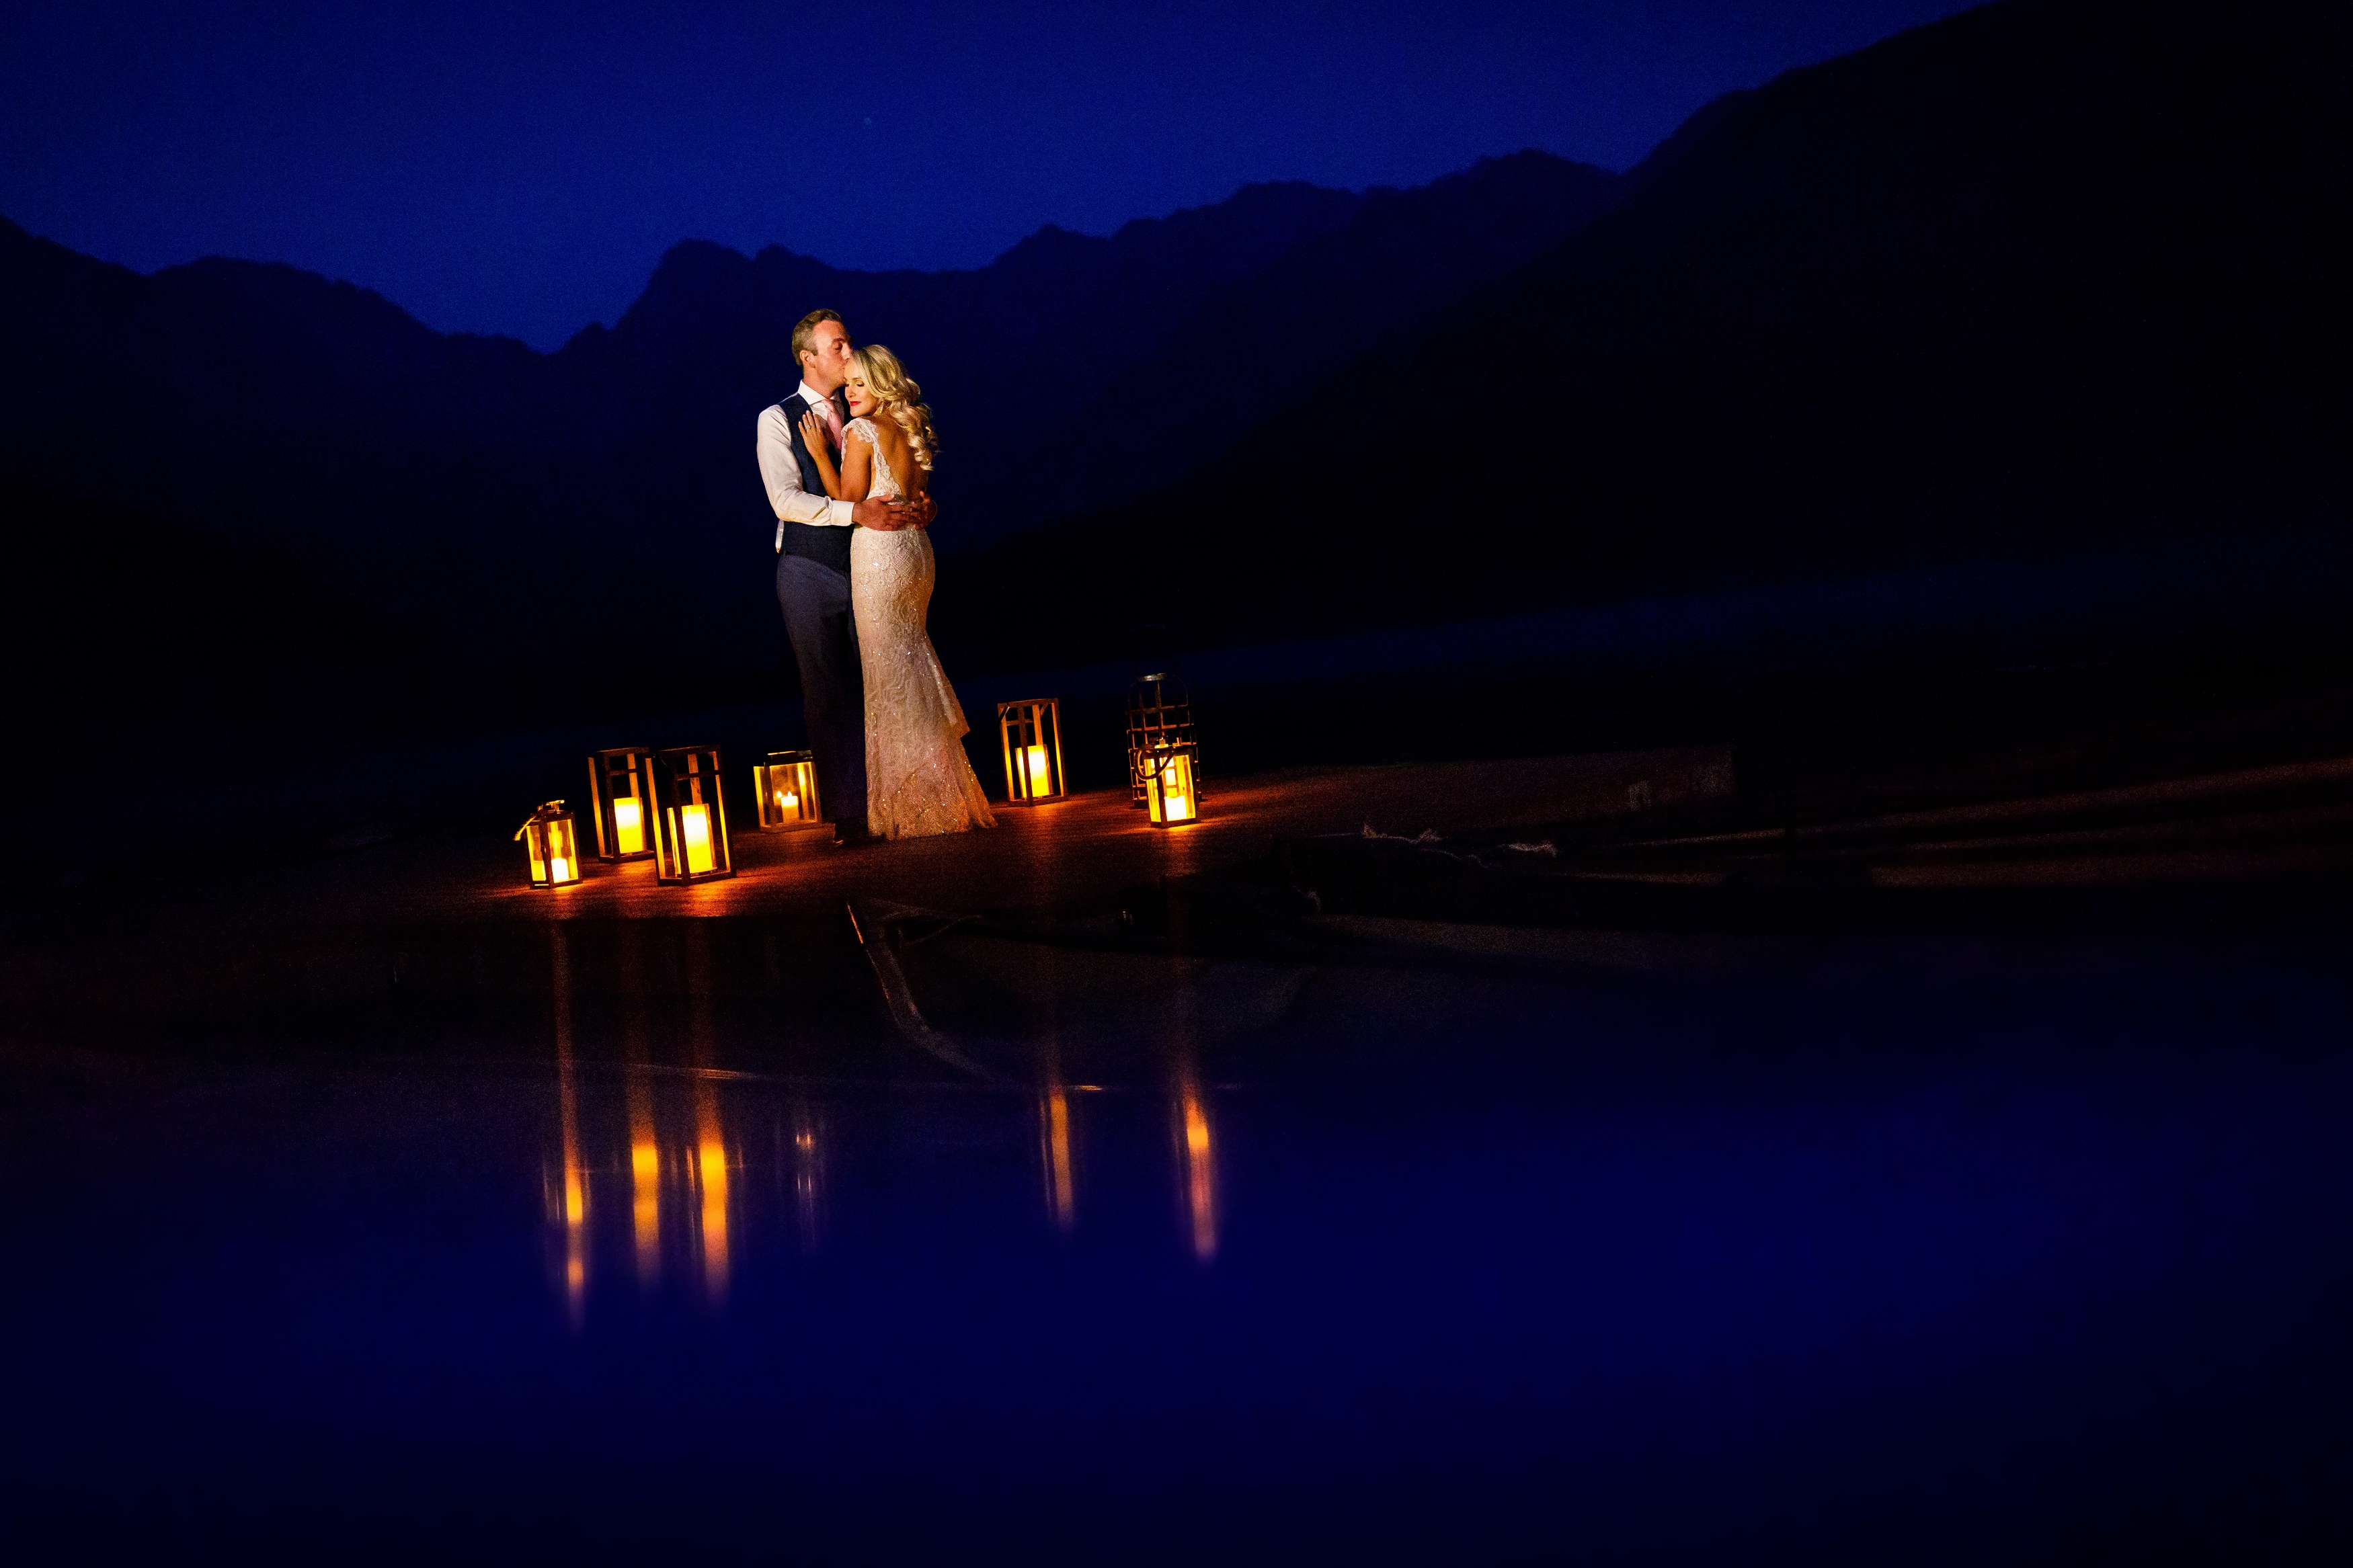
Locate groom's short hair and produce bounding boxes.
[793,308,844,366]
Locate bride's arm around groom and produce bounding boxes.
[754,308,931,843]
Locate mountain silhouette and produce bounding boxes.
[936,0,2351,670]
[0,153,1620,703]
[5,0,2346,737]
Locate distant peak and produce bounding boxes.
[993,222,1102,265]
[656,236,751,265]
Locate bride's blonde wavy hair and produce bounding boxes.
[852,343,939,470]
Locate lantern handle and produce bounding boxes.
[516,800,567,839]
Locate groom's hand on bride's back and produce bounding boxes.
[853,494,934,531]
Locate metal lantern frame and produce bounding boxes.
[587,746,659,862]
[1141,739,1201,827]
[754,749,827,831]
[518,800,584,888]
[996,698,1068,806]
[1125,672,1201,814]
[650,745,735,885]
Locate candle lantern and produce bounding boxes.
[1141,741,1201,827]
[754,749,826,831]
[586,747,658,862]
[1125,671,1201,815]
[996,698,1067,805]
[651,745,735,884]
[517,800,584,888]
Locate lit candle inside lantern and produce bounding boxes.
[996,700,1065,808]
[681,803,715,874]
[612,796,644,855]
[1160,753,1195,821]
[522,802,585,886]
[548,815,581,884]
[776,787,798,815]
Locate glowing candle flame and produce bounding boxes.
[1025,743,1052,798]
[612,796,645,855]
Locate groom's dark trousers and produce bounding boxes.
[777,552,867,834]
[768,383,867,835]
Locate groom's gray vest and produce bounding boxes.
[777,387,855,575]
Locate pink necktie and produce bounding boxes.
[818,396,845,451]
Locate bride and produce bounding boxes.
[800,345,996,841]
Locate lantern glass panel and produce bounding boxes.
[588,747,658,861]
[755,751,826,830]
[519,802,584,887]
[996,698,1066,805]
[545,815,581,884]
[1144,745,1199,827]
[651,747,735,884]
[1125,674,1197,809]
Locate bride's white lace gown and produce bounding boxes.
[848,417,996,839]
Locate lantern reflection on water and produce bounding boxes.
[517,801,584,888]
[628,1070,661,1286]
[544,1065,1242,1319]
[754,749,826,831]
[587,747,657,860]
[693,1080,731,1302]
[651,746,734,884]
[996,698,1067,805]
[1176,1077,1217,1260]
[549,925,588,1324]
[1040,1083,1076,1233]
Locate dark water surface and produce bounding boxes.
[6,929,2352,1562]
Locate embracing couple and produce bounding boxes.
[756,309,996,844]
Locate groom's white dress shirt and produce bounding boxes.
[756,380,855,551]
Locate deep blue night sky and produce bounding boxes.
[4,1,1974,349]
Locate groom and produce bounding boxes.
[756,308,931,843]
